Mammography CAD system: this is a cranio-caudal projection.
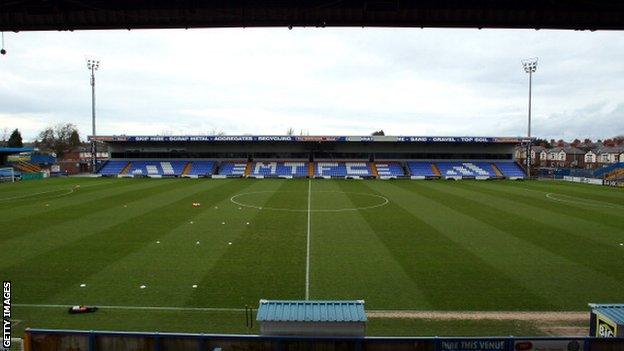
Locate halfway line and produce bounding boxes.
[305,179,312,300]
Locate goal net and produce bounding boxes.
[0,167,16,183]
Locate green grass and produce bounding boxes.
[1,177,623,336]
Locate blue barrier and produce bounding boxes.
[24,328,624,351]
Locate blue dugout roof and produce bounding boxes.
[257,300,367,323]
[0,147,33,154]
[590,304,624,324]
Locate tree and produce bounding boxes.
[7,129,23,147]
[286,127,295,136]
[533,138,551,148]
[37,123,80,158]
[371,130,385,136]
[0,127,8,146]
[69,130,81,147]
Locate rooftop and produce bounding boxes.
[590,304,624,324]
[256,300,367,323]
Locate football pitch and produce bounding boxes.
[1,177,623,336]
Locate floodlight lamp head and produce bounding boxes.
[522,58,538,73]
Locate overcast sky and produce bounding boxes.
[1,27,623,141]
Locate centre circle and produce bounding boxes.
[230,190,389,212]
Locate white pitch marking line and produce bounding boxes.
[13,303,245,312]
[305,179,312,300]
[545,192,622,209]
[230,190,388,212]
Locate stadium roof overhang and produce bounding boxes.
[0,147,34,154]
[2,0,624,32]
[90,135,532,144]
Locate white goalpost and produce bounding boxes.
[0,167,16,183]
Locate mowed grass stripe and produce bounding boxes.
[309,180,429,309]
[3,179,237,303]
[186,179,308,307]
[342,180,552,310]
[0,179,211,269]
[380,181,570,309]
[397,181,622,309]
[52,179,261,307]
[498,182,624,219]
[422,181,624,282]
[460,181,624,239]
[510,180,624,204]
[0,179,183,241]
[0,178,145,214]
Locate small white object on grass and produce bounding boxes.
[140,285,146,289]
[228,242,232,245]
[80,283,86,288]
[246,222,250,225]
[196,241,200,245]
[192,284,198,288]
[123,204,127,208]
[190,221,194,224]
[222,222,225,225]
[156,241,160,244]
[620,243,623,246]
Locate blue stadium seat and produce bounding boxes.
[375,162,404,177]
[126,161,187,176]
[251,161,308,177]
[494,162,526,178]
[219,162,248,176]
[98,160,128,175]
[315,162,372,177]
[436,162,495,178]
[186,161,216,176]
[407,162,436,177]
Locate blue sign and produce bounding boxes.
[439,339,507,351]
[91,135,529,144]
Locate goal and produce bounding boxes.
[0,167,16,183]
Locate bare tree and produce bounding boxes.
[0,127,9,144]
[37,123,80,157]
[286,127,295,136]
[209,128,225,136]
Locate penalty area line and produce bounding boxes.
[13,303,245,312]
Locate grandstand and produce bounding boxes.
[92,135,529,179]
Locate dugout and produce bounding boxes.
[256,300,367,337]
[589,304,624,338]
